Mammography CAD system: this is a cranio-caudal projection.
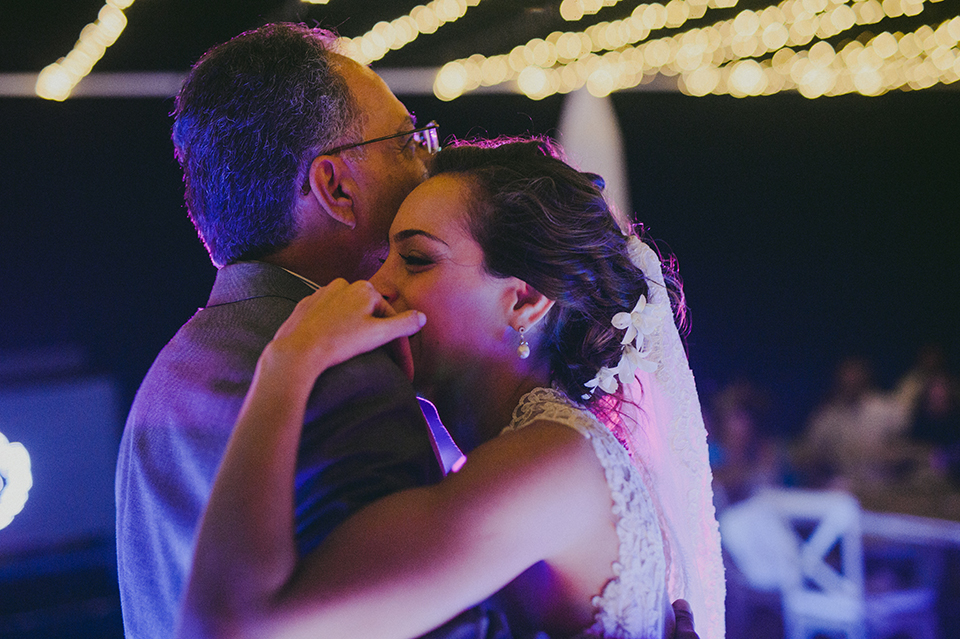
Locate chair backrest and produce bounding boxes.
[720,493,800,591]
[755,488,864,600]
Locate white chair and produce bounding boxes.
[721,488,938,639]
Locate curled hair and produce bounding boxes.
[430,137,686,412]
[172,23,361,267]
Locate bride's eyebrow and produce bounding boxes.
[392,228,449,247]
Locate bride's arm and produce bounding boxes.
[178,283,615,639]
[176,279,428,639]
[187,404,610,639]
[275,419,613,639]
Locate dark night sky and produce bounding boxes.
[1,88,958,437]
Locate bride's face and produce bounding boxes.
[370,174,518,387]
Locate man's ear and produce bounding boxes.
[508,279,555,331]
[305,155,357,229]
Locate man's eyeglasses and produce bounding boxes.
[323,121,440,156]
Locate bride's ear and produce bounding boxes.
[508,280,555,331]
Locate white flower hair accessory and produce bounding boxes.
[582,237,670,400]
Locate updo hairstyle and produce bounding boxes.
[429,137,686,411]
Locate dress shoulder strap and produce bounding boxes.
[504,387,599,438]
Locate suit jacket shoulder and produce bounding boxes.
[115,261,438,638]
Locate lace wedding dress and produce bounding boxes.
[500,239,724,639]
[553,236,725,639]
[503,387,669,639]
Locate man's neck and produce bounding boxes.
[262,241,366,287]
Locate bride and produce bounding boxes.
[177,137,724,639]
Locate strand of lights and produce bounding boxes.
[560,0,626,21]
[339,0,483,65]
[672,0,944,73]
[682,16,960,96]
[434,0,736,100]
[0,431,32,531]
[435,0,955,99]
[35,0,135,101]
[564,0,950,98]
[588,0,957,97]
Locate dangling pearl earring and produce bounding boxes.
[517,327,530,359]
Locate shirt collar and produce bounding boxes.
[279,267,320,291]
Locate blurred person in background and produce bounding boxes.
[707,380,786,511]
[902,348,960,485]
[793,356,910,490]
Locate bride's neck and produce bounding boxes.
[423,356,551,453]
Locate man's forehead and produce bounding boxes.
[338,56,390,94]
[338,60,411,130]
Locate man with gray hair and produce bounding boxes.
[115,23,511,638]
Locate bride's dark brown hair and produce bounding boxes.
[429,136,686,412]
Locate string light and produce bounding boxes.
[434,0,732,100]
[560,0,625,22]
[30,0,956,101]
[35,0,135,101]
[434,0,957,99]
[681,16,960,97]
[339,0,483,65]
[0,431,32,531]
[35,0,480,100]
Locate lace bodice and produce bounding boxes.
[503,388,668,639]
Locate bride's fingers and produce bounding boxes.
[355,309,425,355]
[285,280,379,329]
[322,308,425,372]
[671,599,699,639]
[273,280,424,374]
[370,290,398,319]
[379,311,424,381]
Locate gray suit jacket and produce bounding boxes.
[116,262,513,638]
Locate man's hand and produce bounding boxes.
[672,599,699,639]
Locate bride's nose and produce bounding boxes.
[369,262,397,304]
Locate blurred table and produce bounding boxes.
[863,509,960,551]
[854,474,960,525]
[853,479,960,639]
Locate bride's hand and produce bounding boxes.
[266,279,426,382]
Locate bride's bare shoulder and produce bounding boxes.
[439,419,614,543]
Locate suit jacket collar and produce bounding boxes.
[207,261,317,308]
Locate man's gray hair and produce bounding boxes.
[172,23,363,267]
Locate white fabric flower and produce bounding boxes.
[612,296,646,346]
[585,366,619,396]
[618,344,658,380]
[613,295,669,350]
[583,236,667,398]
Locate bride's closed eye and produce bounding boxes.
[399,252,434,269]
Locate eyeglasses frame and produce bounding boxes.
[300,121,440,195]
[322,120,440,157]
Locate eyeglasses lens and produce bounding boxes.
[414,125,440,155]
